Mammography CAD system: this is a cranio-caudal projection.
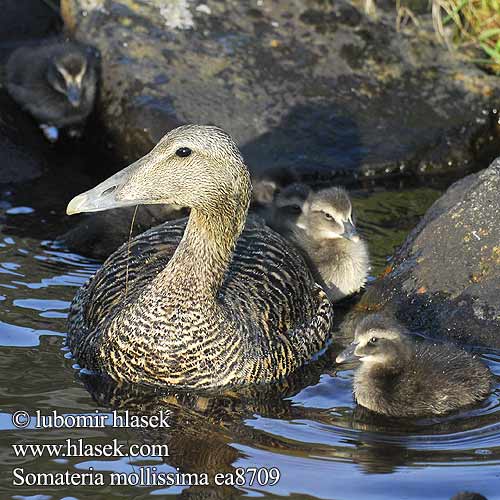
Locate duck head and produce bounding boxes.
[67,125,251,224]
[298,187,360,243]
[336,315,411,365]
[47,51,89,108]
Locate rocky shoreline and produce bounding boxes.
[354,157,500,348]
[61,0,500,181]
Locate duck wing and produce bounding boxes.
[68,217,333,383]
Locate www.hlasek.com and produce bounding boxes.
[10,409,281,488]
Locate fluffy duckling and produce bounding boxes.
[270,182,311,232]
[336,315,493,417]
[271,184,369,302]
[6,40,98,141]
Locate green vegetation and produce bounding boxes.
[365,0,500,73]
[432,0,500,73]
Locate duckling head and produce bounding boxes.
[67,125,251,229]
[271,182,311,227]
[274,183,310,213]
[336,315,411,366]
[47,51,89,108]
[298,187,360,243]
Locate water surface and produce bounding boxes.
[0,169,499,500]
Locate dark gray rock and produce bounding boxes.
[0,0,60,44]
[0,91,48,183]
[61,0,500,180]
[356,157,500,348]
[60,204,188,260]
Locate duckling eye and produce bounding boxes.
[175,147,192,158]
[323,212,333,221]
[369,337,378,344]
[55,71,67,88]
[286,205,302,215]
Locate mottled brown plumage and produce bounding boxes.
[67,125,333,389]
[336,315,493,417]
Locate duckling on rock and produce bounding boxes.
[270,184,369,302]
[336,315,493,417]
[66,125,333,390]
[6,40,98,142]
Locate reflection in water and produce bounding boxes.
[0,181,498,500]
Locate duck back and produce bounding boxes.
[68,217,332,389]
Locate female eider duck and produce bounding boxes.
[336,315,493,417]
[270,184,369,302]
[6,40,98,141]
[66,125,333,389]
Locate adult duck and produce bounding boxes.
[67,125,333,389]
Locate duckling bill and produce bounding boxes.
[66,125,333,389]
[6,40,98,142]
[336,315,493,417]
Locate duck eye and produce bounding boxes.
[175,147,192,158]
[369,337,378,344]
[323,212,333,220]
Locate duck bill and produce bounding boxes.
[342,221,360,242]
[66,155,151,215]
[335,343,358,364]
[67,84,81,108]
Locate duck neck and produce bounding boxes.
[155,191,250,300]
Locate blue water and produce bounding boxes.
[0,180,499,500]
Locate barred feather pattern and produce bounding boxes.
[68,217,333,389]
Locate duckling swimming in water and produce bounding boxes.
[66,125,333,389]
[336,315,493,417]
[270,184,369,302]
[6,40,98,141]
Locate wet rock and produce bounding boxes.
[60,204,188,260]
[0,0,61,44]
[356,157,500,348]
[61,0,500,180]
[0,91,49,183]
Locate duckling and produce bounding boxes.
[269,182,311,233]
[66,125,333,390]
[271,184,369,302]
[336,315,493,417]
[6,40,98,141]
